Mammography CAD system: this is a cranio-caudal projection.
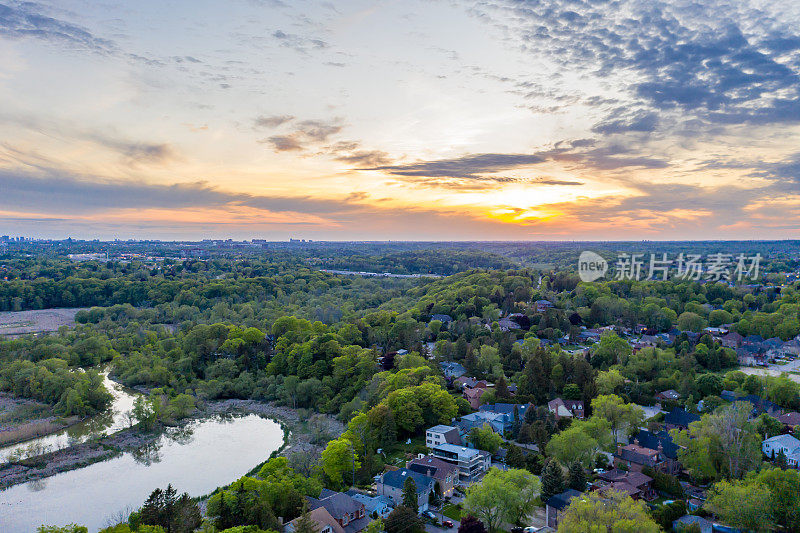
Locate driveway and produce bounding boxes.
[425,514,459,533]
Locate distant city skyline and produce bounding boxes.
[2,0,800,240]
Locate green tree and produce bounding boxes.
[558,489,660,533]
[540,458,564,503]
[595,369,625,395]
[402,476,419,512]
[385,506,423,533]
[591,395,644,444]
[463,468,540,531]
[320,438,360,488]
[671,402,761,481]
[705,479,773,532]
[293,504,320,533]
[545,425,598,468]
[567,461,586,491]
[467,424,503,454]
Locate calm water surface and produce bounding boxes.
[0,413,284,532]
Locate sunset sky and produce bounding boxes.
[2,0,800,240]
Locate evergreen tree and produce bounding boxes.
[777,448,789,469]
[294,503,321,533]
[567,461,586,491]
[402,476,419,512]
[386,506,423,533]
[506,445,526,469]
[511,405,522,439]
[495,376,511,400]
[540,458,565,503]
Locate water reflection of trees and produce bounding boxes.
[130,438,163,466]
[26,478,46,492]
[164,425,195,446]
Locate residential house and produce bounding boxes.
[285,506,345,533]
[733,394,782,417]
[593,469,655,500]
[654,389,681,402]
[305,489,370,533]
[458,412,506,434]
[426,425,462,448]
[407,455,459,496]
[782,338,800,356]
[497,317,522,331]
[463,387,486,409]
[454,377,490,391]
[664,408,700,430]
[534,300,554,313]
[547,398,585,420]
[633,429,681,471]
[479,402,531,431]
[345,490,393,519]
[376,468,435,512]
[762,434,800,467]
[545,489,582,529]
[613,441,674,474]
[778,411,800,430]
[507,313,530,329]
[703,326,728,337]
[429,443,491,483]
[430,314,453,325]
[673,515,713,533]
[440,361,467,379]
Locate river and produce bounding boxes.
[1,372,138,461]
[0,375,285,532]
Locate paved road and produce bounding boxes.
[425,517,459,533]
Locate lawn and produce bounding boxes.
[441,503,463,521]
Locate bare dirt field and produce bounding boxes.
[0,308,86,337]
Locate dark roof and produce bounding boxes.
[744,334,764,343]
[615,444,660,466]
[735,394,781,415]
[380,468,434,492]
[634,429,679,460]
[407,456,458,479]
[597,469,652,488]
[308,490,363,519]
[778,412,800,426]
[546,489,582,511]
[665,408,700,428]
[479,402,530,420]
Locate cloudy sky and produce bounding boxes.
[2,0,800,240]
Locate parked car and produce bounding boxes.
[443,520,454,528]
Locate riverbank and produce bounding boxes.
[0,393,83,450]
[0,399,344,491]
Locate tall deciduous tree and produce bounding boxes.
[557,489,660,533]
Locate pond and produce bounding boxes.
[0,413,285,532]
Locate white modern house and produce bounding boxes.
[762,434,800,467]
[429,443,491,483]
[426,424,461,448]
